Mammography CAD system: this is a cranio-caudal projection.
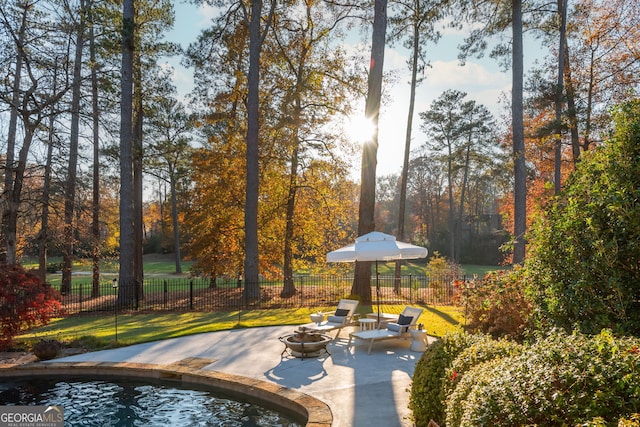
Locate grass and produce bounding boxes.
[17,304,465,350]
[21,254,195,287]
[461,264,508,277]
[358,261,503,277]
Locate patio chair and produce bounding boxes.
[347,306,423,354]
[301,299,359,339]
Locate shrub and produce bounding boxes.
[445,336,522,399]
[526,99,640,335]
[425,252,462,277]
[409,330,484,426]
[445,330,640,426]
[46,262,64,274]
[462,267,532,341]
[0,264,62,350]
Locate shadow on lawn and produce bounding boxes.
[422,305,463,328]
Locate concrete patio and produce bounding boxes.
[2,325,435,426]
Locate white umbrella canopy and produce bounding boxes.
[326,231,428,262]
[326,231,428,321]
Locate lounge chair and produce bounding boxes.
[301,299,359,339]
[348,306,423,354]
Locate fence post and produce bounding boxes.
[163,280,168,309]
[190,280,194,310]
[299,275,303,307]
[408,274,412,303]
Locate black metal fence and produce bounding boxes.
[57,274,466,315]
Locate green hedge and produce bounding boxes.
[411,330,640,426]
[449,330,640,425]
[409,330,488,426]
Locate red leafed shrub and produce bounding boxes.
[0,264,62,350]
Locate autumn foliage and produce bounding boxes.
[0,264,62,350]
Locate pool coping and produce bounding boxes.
[0,358,332,427]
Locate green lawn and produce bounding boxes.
[18,304,465,350]
[20,253,500,284]
[20,254,194,287]
[461,264,507,277]
[358,261,502,277]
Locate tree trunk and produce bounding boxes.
[447,142,455,262]
[244,0,264,302]
[119,0,136,307]
[39,120,55,283]
[89,0,101,298]
[395,20,420,293]
[169,173,182,274]
[1,4,27,264]
[584,49,595,151]
[351,0,387,304]
[62,1,85,295]
[457,143,471,262]
[38,67,59,283]
[512,0,527,264]
[553,0,567,194]
[563,43,581,164]
[281,143,299,298]
[6,130,36,265]
[133,53,144,303]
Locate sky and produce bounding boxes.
[163,2,547,177]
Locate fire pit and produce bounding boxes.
[279,327,332,358]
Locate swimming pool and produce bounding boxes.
[0,376,303,426]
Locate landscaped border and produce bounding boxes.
[0,359,332,427]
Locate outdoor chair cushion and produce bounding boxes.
[397,314,413,325]
[327,315,347,324]
[386,322,404,332]
[334,308,350,317]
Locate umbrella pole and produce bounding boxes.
[376,260,380,325]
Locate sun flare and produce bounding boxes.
[345,115,377,145]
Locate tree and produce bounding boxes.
[517,0,640,237]
[88,0,101,297]
[420,90,496,262]
[352,0,388,303]
[421,90,467,261]
[188,0,276,300]
[184,1,360,285]
[457,0,527,263]
[553,0,568,194]
[269,0,362,297]
[132,0,177,295]
[184,143,246,282]
[527,98,640,336]
[145,79,193,274]
[244,0,276,301]
[511,0,526,264]
[36,69,58,284]
[183,12,252,283]
[118,0,136,306]
[407,151,447,244]
[61,0,87,295]
[0,264,61,350]
[0,1,69,265]
[388,0,450,289]
[565,0,640,152]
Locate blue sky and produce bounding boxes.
[163,2,546,177]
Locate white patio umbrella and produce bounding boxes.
[326,231,428,322]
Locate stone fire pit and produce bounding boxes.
[279,327,332,358]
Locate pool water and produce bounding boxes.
[0,376,303,426]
